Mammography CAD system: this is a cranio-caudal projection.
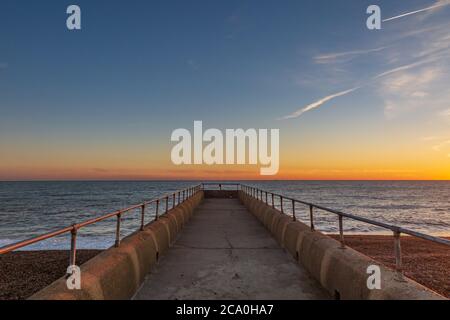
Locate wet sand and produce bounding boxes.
[0,250,101,300]
[1,235,449,300]
[331,235,450,299]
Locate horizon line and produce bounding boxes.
[1,178,449,182]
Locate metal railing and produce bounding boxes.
[0,182,448,281]
[240,184,450,280]
[201,182,240,190]
[0,184,202,271]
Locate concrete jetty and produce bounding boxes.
[134,198,328,300]
[28,186,446,300]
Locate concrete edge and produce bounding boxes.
[29,191,205,300]
[237,191,446,300]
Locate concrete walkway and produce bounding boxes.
[134,198,329,300]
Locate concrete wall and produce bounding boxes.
[30,191,204,300]
[238,190,445,300]
[204,190,238,199]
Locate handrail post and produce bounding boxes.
[3,184,450,261]
[338,215,345,249]
[309,205,315,231]
[394,230,404,281]
[292,200,296,221]
[165,196,169,213]
[69,226,77,267]
[140,204,146,231]
[115,213,122,247]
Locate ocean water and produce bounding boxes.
[0,181,448,250]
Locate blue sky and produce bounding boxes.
[0,0,449,179]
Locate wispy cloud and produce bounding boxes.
[279,60,434,120]
[281,1,450,121]
[278,87,360,120]
[421,136,441,141]
[314,47,386,64]
[377,26,450,118]
[420,136,450,158]
[439,108,450,117]
[373,60,430,79]
[432,139,450,151]
[383,0,450,22]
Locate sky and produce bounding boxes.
[0,0,449,180]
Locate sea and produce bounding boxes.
[0,181,448,250]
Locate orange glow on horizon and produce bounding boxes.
[0,164,448,181]
[1,131,448,181]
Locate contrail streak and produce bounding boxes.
[279,61,432,120]
[373,60,428,79]
[279,87,361,120]
[314,47,387,63]
[383,1,449,22]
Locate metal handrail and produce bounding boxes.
[201,182,240,190]
[240,184,450,280]
[0,184,202,269]
[1,182,448,281]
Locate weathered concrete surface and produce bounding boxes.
[134,199,329,300]
[30,192,204,300]
[239,192,446,300]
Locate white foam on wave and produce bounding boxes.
[0,237,113,251]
